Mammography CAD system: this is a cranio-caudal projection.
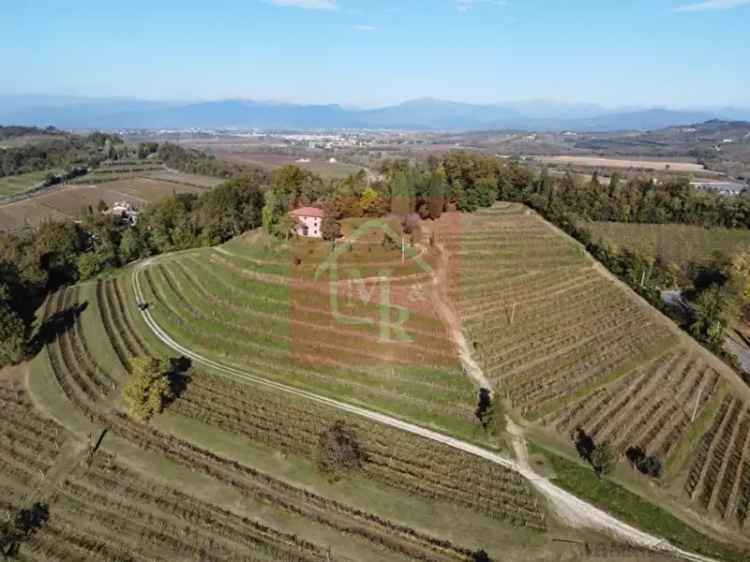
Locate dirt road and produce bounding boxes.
[428,240,493,390]
[132,264,719,562]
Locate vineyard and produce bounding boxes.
[128,230,479,436]
[95,269,548,531]
[437,203,750,539]
[440,204,678,420]
[0,380,352,561]
[35,283,515,561]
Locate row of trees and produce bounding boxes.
[261,152,526,239]
[519,168,750,229]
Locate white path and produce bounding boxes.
[132,265,719,562]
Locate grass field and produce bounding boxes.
[210,148,365,179]
[0,169,59,198]
[585,221,750,269]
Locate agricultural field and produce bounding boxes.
[11,199,750,559]
[437,203,750,548]
[0,166,220,232]
[10,272,637,562]
[180,138,366,179]
[535,155,706,173]
[0,169,60,198]
[130,230,478,437]
[585,221,750,271]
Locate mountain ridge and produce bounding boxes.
[1,94,749,132]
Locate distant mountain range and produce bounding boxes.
[1,94,749,133]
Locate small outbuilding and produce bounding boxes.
[290,207,325,238]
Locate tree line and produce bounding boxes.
[0,174,265,367]
[0,131,124,178]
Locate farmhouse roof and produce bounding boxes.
[290,207,325,218]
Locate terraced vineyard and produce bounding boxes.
[0,381,354,561]
[131,231,478,435]
[438,203,750,538]
[35,283,504,561]
[96,270,548,531]
[441,204,678,420]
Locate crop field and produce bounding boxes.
[0,169,218,232]
[130,231,478,436]
[536,155,705,172]
[203,145,365,179]
[585,221,750,269]
[436,203,750,539]
[0,383,338,560]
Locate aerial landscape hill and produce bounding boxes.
[3,121,750,561]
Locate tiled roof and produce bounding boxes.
[290,207,325,218]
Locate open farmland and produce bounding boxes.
[178,138,365,179]
[437,203,750,547]
[0,171,218,232]
[218,150,364,179]
[585,222,750,269]
[535,155,706,172]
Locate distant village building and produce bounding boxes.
[290,207,325,238]
[108,201,140,225]
[692,181,746,196]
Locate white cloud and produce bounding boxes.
[354,25,376,31]
[456,0,507,12]
[267,0,337,10]
[675,0,750,12]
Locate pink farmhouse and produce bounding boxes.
[290,207,325,238]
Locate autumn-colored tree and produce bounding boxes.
[123,356,174,422]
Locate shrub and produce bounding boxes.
[318,421,365,480]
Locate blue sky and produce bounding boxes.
[1,0,748,108]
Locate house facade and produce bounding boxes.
[290,207,325,238]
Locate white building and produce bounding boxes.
[290,207,325,238]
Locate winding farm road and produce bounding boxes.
[132,265,718,562]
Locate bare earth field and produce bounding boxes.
[537,155,706,172]
[0,174,213,232]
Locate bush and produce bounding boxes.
[318,421,365,480]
